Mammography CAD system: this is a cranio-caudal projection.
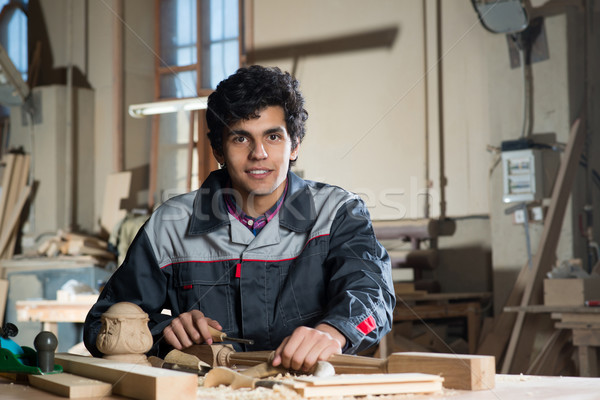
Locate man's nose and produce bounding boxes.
[250,142,268,159]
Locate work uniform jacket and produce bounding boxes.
[84,169,395,357]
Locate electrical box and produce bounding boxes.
[501,148,544,203]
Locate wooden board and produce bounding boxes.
[4,154,30,258]
[28,372,112,398]
[0,185,31,257]
[288,373,443,398]
[544,278,600,306]
[54,353,197,400]
[0,154,16,229]
[387,352,495,391]
[0,278,7,325]
[100,171,132,237]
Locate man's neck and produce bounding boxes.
[240,181,287,218]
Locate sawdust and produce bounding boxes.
[197,384,302,400]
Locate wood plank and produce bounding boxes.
[503,118,585,374]
[556,322,600,330]
[387,352,495,391]
[100,171,132,237]
[54,353,197,400]
[292,380,443,398]
[572,329,600,347]
[560,313,600,323]
[28,372,112,398]
[4,154,30,259]
[578,346,598,377]
[477,261,529,362]
[0,154,16,229]
[16,300,94,323]
[394,302,480,321]
[526,328,571,375]
[289,373,443,398]
[505,305,600,313]
[0,185,31,257]
[0,278,7,325]
[397,291,491,301]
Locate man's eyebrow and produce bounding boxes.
[228,127,286,136]
[264,127,285,135]
[228,129,250,136]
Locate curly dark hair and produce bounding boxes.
[206,65,308,158]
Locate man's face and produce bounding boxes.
[214,106,299,212]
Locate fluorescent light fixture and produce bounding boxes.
[128,97,209,118]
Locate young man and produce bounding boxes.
[84,66,395,371]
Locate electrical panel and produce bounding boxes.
[501,148,544,203]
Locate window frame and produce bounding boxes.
[154,0,248,100]
[149,0,252,208]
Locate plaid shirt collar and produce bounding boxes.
[224,180,289,236]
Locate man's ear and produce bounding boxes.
[212,148,225,165]
[290,141,300,161]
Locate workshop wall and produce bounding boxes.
[28,0,154,232]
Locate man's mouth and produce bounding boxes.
[247,169,270,175]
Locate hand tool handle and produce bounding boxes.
[208,326,227,342]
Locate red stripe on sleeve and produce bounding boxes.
[356,315,376,335]
[235,263,241,278]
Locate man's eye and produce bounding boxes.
[268,134,281,141]
[233,136,247,143]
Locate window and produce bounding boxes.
[0,0,28,119]
[152,0,246,206]
[157,0,242,98]
[0,0,28,81]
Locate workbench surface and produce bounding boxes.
[2,374,600,399]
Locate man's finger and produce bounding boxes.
[193,315,216,345]
[163,326,183,350]
[272,336,290,366]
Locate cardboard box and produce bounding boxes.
[544,278,600,306]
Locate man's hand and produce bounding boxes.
[271,324,346,372]
[163,310,222,350]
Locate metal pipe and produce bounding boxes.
[436,0,447,219]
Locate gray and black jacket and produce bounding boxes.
[84,169,395,357]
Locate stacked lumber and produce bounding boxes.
[0,152,31,259]
[37,231,115,260]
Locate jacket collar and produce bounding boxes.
[188,169,316,235]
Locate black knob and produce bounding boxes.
[34,331,58,373]
[0,323,18,339]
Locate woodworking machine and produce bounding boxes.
[0,323,62,375]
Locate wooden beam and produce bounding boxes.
[54,353,197,400]
[28,372,112,398]
[0,278,7,325]
[387,352,495,391]
[502,118,585,373]
[0,153,16,229]
[4,154,30,259]
[0,185,31,257]
[477,261,529,362]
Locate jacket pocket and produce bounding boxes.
[174,261,233,332]
[277,241,328,325]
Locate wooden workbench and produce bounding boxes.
[504,305,600,377]
[15,296,97,336]
[3,374,600,399]
[392,292,491,355]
